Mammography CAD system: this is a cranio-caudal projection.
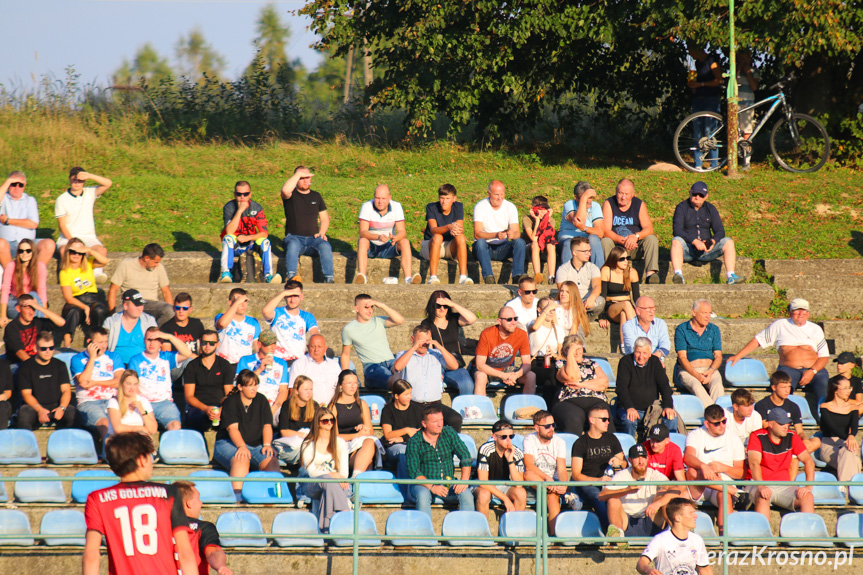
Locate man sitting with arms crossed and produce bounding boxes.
[354,184,421,285]
[674,298,724,407]
[289,334,341,405]
[523,410,568,535]
[475,420,527,517]
[473,306,536,396]
[554,237,604,319]
[16,331,76,430]
[753,371,821,453]
[621,296,670,361]
[107,243,174,325]
[173,481,234,575]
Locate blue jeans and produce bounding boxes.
[363,359,395,390]
[150,400,181,429]
[472,238,526,280]
[283,234,334,280]
[692,95,722,168]
[411,484,474,520]
[386,443,410,498]
[673,236,729,263]
[444,368,474,396]
[616,407,679,439]
[7,292,45,319]
[575,484,609,531]
[559,233,604,268]
[77,399,110,428]
[213,439,271,470]
[221,236,273,275]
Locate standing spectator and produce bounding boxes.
[687,46,724,169]
[674,298,724,407]
[600,246,639,350]
[354,184,421,285]
[218,181,280,284]
[420,290,477,397]
[571,404,625,531]
[736,50,760,169]
[183,330,236,433]
[636,498,713,575]
[107,244,174,325]
[475,420,527,516]
[280,166,334,283]
[818,377,862,483]
[262,280,319,364]
[555,280,590,337]
[830,351,863,405]
[236,330,290,420]
[724,389,762,447]
[380,379,423,481]
[55,167,111,283]
[0,358,11,429]
[16,331,75,430]
[600,178,659,284]
[329,370,380,475]
[472,307,536,396]
[528,297,567,401]
[300,406,352,530]
[2,294,65,364]
[106,370,157,439]
[72,328,125,442]
[644,423,685,482]
[103,289,157,366]
[421,184,471,285]
[522,411,568,535]
[289,334,341,405]
[340,294,404,389]
[160,292,205,356]
[557,181,605,269]
[671,182,744,285]
[215,288,261,365]
[521,195,557,285]
[555,240,604,320]
[59,239,109,347]
[173,481,235,575]
[505,275,539,330]
[621,296,670,361]
[615,337,679,439]
[472,180,526,284]
[275,375,318,465]
[553,336,613,434]
[753,371,821,453]
[0,239,47,326]
[0,171,55,267]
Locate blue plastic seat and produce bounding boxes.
[499,510,537,546]
[786,395,817,425]
[554,511,603,545]
[835,513,863,547]
[502,395,548,425]
[329,511,381,546]
[613,433,636,457]
[441,510,495,547]
[456,433,478,467]
[361,394,387,425]
[53,351,76,382]
[794,471,846,505]
[724,358,770,387]
[216,512,268,547]
[557,433,579,467]
[0,473,6,502]
[356,470,404,504]
[511,433,525,452]
[849,473,863,505]
[47,429,98,465]
[780,512,832,547]
[0,509,34,545]
[673,395,705,426]
[694,511,717,540]
[71,470,118,503]
[0,429,41,464]
[385,510,437,546]
[240,471,293,504]
[271,511,324,547]
[40,509,86,546]
[158,429,210,465]
[668,432,687,456]
[14,469,66,503]
[586,357,616,388]
[188,470,237,504]
[809,432,828,469]
[451,395,498,425]
[725,511,776,546]
[715,395,733,411]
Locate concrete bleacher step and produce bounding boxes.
[765,259,863,318]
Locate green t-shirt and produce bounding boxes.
[341,316,394,366]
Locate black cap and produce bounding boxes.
[122,289,146,306]
[834,352,857,365]
[629,444,648,460]
[491,420,513,434]
[648,423,669,442]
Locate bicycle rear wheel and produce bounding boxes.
[769,113,830,173]
[673,111,728,173]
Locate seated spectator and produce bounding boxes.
[674,299,724,407]
[475,420,527,516]
[472,307,536,396]
[421,184,471,285]
[172,481,235,575]
[529,298,567,402]
[236,330,290,421]
[108,243,174,325]
[505,275,539,330]
[183,330,236,433]
[571,404,626,531]
[389,325,463,431]
[275,375,317,465]
[830,352,862,405]
[818,376,861,483]
[552,336,613,434]
[218,180,280,284]
[2,293,65,365]
[0,358,11,429]
[671,181,744,285]
[420,290,476,396]
[72,328,125,442]
[724,389,762,447]
[262,280,319,364]
[340,294,404,389]
[644,424,685,482]
[280,166,335,284]
[406,405,474,520]
[600,178,659,284]
[554,281,590,337]
[557,181,605,269]
[59,239,109,347]
[300,406,352,531]
[521,195,557,285]
[472,180,526,284]
[107,369,157,439]
[0,239,47,326]
[380,379,422,481]
[329,370,380,475]
[0,171,55,267]
[127,327,193,431]
[354,184,420,285]
[753,371,821,453]
[103,289,157,366]
[615,337,679,439]
[160,292,204,356]
[600,246,639,349]
[16,331,75,430]
[55,168,112,283]
[523,410,567,535]
[622,297,670,362]
[636,498,713,575]
[215,288,261,365]
[745,409,815,520]
[213,370,279,495]
[289,334,341,405]
[600,444,681,539]
[555,237,604,319]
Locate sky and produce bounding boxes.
[2,0,322,89]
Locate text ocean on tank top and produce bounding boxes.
[607,196,643,238]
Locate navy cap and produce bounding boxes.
[690,181,709,197]
[767,409,792,425]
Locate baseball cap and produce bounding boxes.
[690,181,709,197]
[834,351,857,365]
[258,329,278,346]
[648,423,669,442]
[789,298,810,311]
[69,166,84,179]
[122,289,145,306]
[492,420,514,434]
[767,409,792,425]
[629,444,648,460]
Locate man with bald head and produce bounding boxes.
[355,184,421,285]
[601,178,659,283]
[289,333,341,404]
[621,296,670,363]
[473,180,526,284]
[674,299,724,407]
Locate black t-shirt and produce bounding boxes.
[754,396,803,426]
[3,318,56,364]
[423,201,464,241]
[17,357,70,407]
[187,517,221,573]
[420,318,465,367]
[283,189,327,237]
[278,401,319,432]
[380,400,424,447]
[571,432,623,479]
[830,374,863,399]
[477,441,525,481]
[184,355,236,407]
[0,358,13,396]
[160,317,205,354]
[216,392,271,446]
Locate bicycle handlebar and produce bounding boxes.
[769,71,797,91]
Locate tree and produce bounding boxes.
[113,43,174,87]
[175,27,226,82]
[246,3,294,84]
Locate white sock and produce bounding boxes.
[95,267,105,276]
[727,271,735,278]
[458,274,467,282]
[674,269,682,275]
[404,277,411,285]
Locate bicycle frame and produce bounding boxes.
[738,92,787,142]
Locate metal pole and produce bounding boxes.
[727,0,739,175]
[721,484,729,575]
[352,485,360,575]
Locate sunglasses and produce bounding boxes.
[593,417,610,422]
[434,303,448,309]
[521,289,538,295]
[707,419,728,426]
[320,417,335,424]
[8,182,25,188]
[234,191,251,197]
[538,422,557,430]
[38,345,55,351]
[201,340,218,346]
[618,256,629,262]
[17,248,32,254]
[692,193,707,198]
[174,305,190,311]
[496,433,515,439]
[69,250,86,256]
[500,317,518,322]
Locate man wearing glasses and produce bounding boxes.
[280,166,334,284]
[554,237,604,318]
[262,279,319,365]
[0,171,56,268]
[504,276,539,330]
[55,166,112,283]
[475,420,527,516]
[472,306,535,396]
[523,410,567,535]
[16,331,75,430]
[621,296,670,361]
[183,330,236,433]
[160,292,204,356]
[218,181,280,285]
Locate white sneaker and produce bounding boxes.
[459,275,473,285]
[95,272,109,285]
[427,275,441,284]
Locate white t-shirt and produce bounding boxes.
[268,307,318,361]
[522,432,566,480]
[106,396,153,437]
[605,467,668,517]
[358,199,406,246]
[723,408,762,447]
[215,314,262,364]
[289,354,341,404]
[473,198,519,245]
[685,425,744,466]
[527,319,566,357]
[127,351,177,403]
[55,187,98,240]
[642,529,710,575]
[506,296,538,330]
[755,319,828,357]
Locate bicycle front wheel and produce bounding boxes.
[769,113,830,173]
[673,111,728,173]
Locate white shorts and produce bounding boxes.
[420,239,455,261]
[746,484,799,510]
[690,473,732,507]
[57,235,102,249]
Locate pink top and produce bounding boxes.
[1,261,48,305]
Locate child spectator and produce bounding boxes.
[522,195,557,285]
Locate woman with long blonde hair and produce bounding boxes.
[555,281,589,338]
[106,370,157,438]
[58,237,109,346]
[300,406,352,531]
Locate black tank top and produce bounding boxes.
[606,196,643,237]
[334,401,363,435]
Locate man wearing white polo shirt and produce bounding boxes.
[289,334,341,405]
[354,184,420,285]
[55,167,112,283]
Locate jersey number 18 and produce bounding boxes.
[113,504,159,556]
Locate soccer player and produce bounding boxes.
[636,497,713,575]
[174,481,234,575]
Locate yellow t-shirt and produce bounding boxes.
[59,258,98,297]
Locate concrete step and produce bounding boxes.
[775,284,863,318]
[765,259,863,277]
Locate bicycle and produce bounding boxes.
[673,72,831,173]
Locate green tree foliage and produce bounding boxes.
[175,27,227,82]
[113,43,174,87]
[246,3,295,84]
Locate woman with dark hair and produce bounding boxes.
[329,369,381,475]
[819,376,862,483]
[276,375,318,465]
[420,289,477,396]
[380,379,423,479]
[551,335,614,434]
[600,245,639,349]
[300,405,352,531]
[58,237,109,346]
[0,238,47,326]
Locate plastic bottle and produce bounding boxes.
[212,406,220,427]
[371,403,380,420]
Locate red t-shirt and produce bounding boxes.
[644,440,685,479]
[475,326,530,371]
[744,428,806,481]
[182,518,223,575]
[85,481,189,575]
